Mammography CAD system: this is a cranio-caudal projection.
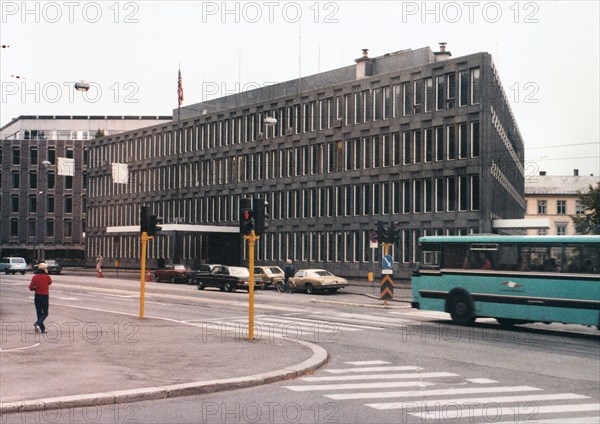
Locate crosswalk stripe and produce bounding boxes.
[325,385,542,401]
[409,403,600,419]
[327,311,417,325]
[325,366,422,374]
[367,393,590,410]
[301,372,458,382]
[259,315,382,330]
[284,380,434,392]
[344,360,390,366]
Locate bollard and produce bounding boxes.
[97,269,103,278]
[146,269,152,282]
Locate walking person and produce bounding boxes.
[284,259,295,294]
[29,262,52,334]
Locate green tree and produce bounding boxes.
[94,129,105,138]
[571,182,600,234]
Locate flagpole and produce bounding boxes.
[174,64,183,264]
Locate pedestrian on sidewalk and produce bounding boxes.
[29,262,52,334]
[284,259,295,294]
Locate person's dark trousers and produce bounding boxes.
[34,294,49,333]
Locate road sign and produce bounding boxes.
[380,274,394,301]
[382,254,393,269]
[369,230,378,248]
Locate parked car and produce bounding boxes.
[195,265,266,292]
[282,269,348,294]
[186,264,221,285]
[254,266,284,289]
[35,259,62,275]
[0,257,27,275]
[152,264,191,283]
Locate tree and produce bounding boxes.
[571,182,600,234]
[94,129,105,138]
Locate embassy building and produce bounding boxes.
[86,44,525,279]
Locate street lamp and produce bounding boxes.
[74,81,90,92]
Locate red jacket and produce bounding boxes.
[29,274,52,295]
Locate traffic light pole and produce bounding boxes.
[139,231,148,319]
[244,230,259,341]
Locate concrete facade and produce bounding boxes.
[86,46,525,279]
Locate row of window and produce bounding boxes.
[6,195,82,215]
[535,199,585,215]
[4,172,76,190]
[6,219,78,239]
[88,176,481,229]
[89,123,480,197]
[90,68,481,166]
[87,227,478,265]
[6,145,81,165]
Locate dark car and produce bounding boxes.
[186,264,221,285]
[152,264,191,283]
[44,260,62,275]
[195,265,266,292]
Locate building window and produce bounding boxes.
[424,78,433,112]
[12,172,20,189]
[65,197,73,214]
[471,68,481,105]
[537,200,547,214]
[413,80,423,114]
[537,228,548,236]
[29,196,37,213]
[46,221,54,238]
[471,121,480,158]
[47,172,55,189]
[11,196,19,213]
[446,125,456,160]
[459,70,469,107]
[556,223,567,236]
[446,73,456,108]
[576,200,585,215]
[10,220,18,237]
[12,147,20,165]
[556,200,567,215]
[48,147,56,164]
[28,220,36,238]
[30,172,38,189]
[65,221,73,238]
[31,148,38,165]
[47,196,55,213]
[435,75,445,111]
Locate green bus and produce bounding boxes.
[411,235,600,328]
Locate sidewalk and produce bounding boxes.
[0,295,327,413]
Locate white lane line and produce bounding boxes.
[301,372,458,382]
[467,378,498,384]
[325,385,542,401]
[325,366,422,374]
[367,393,590,410]
[284,381,433,392]
[344,360,390,366]
[0,343,41,353]
[409,403,600,419]
[329,311,418,325]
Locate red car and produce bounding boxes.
[152,264,191,283]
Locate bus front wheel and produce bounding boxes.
[448,293,475,326]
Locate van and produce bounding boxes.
[0,257,28,275]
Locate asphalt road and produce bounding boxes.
[1,272,598,423]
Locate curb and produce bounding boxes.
[1,339,328,414]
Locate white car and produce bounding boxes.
[0,257,28,275]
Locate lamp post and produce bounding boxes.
[35,160,51,261]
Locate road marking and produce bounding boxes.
[284,381,433,392]
[325,366,422,374]
[409,403,600,419]
[467,378,498,384]
[367,393,590,410]
[325,385,543,401]
[0,343,40,353]
[100,293,138,299]
[344,360,390,366]
[301,372,458,382]
[256,316,379,331]
[494,417,600,424]
[55,297,79,300]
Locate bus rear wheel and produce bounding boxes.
[448,294,475,326]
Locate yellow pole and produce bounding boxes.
[246,231,258,340]
[139,231,148,319]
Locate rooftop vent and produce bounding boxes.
[434,42,452,62]
[355,48,373,80]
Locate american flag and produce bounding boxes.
[177,67,184,107]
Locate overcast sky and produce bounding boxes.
[1,1,598,177]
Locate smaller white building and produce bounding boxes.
[525,171,599,235]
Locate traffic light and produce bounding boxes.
[148,214,162,237]
[140,206,149,233]
[240,198,254,235]
[390,222,400,243]
[382,226,391,243]
[254,198,269,235]
[377,221,385,243]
